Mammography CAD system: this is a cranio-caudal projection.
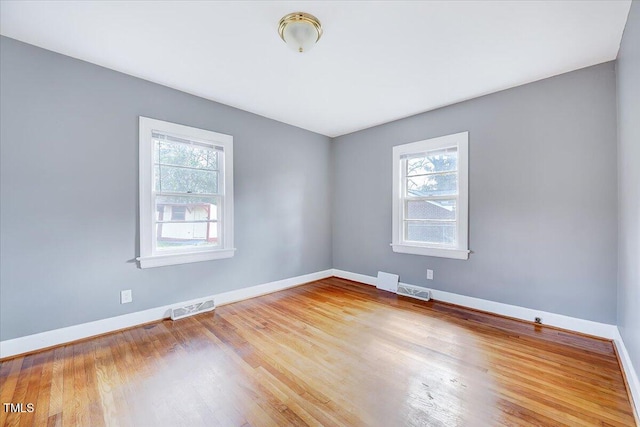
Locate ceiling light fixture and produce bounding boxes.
[278,12,322,53]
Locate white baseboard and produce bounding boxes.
[331,269,618,339]
[0,269,333,359]
[613,329,640,419]
[331,269,378,287]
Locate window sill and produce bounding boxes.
[391,244,469,260]
[137,248,235,269]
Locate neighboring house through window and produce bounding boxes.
[391,131,469,260]
[138,117,234,268]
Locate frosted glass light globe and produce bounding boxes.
[283,21,319,53]
[278,12,322,54]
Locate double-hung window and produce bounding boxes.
[391,131,469,260]
[138,117,234,268]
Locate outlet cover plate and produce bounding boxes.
[121,289,132,304]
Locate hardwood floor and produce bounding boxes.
[0,277,636,426]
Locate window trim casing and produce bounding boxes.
[391,131,470,260]
[137,116,235,268]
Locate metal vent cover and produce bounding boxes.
[170,299,215,320]
[396,284,431,302]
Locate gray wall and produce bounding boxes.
[332,62,618,324]
[0,37,332,341]
[0,32,626,341]
[617,1,640,378]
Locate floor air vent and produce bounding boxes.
[170,299,215,320]
[396,284,431,301]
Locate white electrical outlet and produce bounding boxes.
[427,269,434,280]
[120,289,133,304]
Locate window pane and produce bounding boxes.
[406,148,457,176]
[405,221,456,245]
[155,165,218,194]
[156,221,219,251]
[155,195,219,222]
[155,195,220,250]
[155,138,218,171]
[406,173,457,197]
[406,199,456,220]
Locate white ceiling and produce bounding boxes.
[0,1,632,137]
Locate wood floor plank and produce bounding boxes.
[71,342,90,427]
[0,278,636,426]
[0,356,24,426]
[18,352,46,427]
[93,336,127,427]
[92,342,119,426]
[60,346,76,426]
[46,347,65,419]
[33,351,54,426]
[3,355,34,427]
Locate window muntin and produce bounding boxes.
[138,117,234,268]
[392,132,469,260]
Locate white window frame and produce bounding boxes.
[391,131,469,260]
[137,117,234,268]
